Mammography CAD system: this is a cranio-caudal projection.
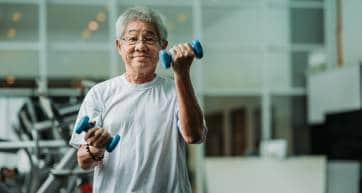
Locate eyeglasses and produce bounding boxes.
[120,36,160,45]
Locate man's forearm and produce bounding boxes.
[174,72,204,144]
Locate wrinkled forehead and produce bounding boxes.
[123,20,158,36]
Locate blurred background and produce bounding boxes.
[0,0,361,193]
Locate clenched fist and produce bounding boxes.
[84,127,111,148]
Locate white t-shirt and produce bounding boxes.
[69,74,206,193]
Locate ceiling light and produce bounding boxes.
[177,13,188,24]
[12,11,22,23]
[88,20,99,31]
[96,12,106,23]
[7,28,16,38]
[5,76,16,85]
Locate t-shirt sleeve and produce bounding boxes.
[69,88,103,149]
[176,106,208,144]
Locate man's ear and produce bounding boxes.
[161,40,168,49]
[116,39,121,49]
[115,39,122,54]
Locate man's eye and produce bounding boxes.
[128,37,138,42]
[144,37,154,42]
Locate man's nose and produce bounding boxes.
[134,40,148,51]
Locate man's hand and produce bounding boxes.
[84,127,110,149]
[170,43,195,75]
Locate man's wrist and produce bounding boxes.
[86,144,105,161]
[174,70,191,81]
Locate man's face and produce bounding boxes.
[116,21,166,75]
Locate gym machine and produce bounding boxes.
[0,94,91,193]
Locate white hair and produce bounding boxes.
[115,6,168,41]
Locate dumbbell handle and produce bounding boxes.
[159,40,203,69]
[74,116,120,152]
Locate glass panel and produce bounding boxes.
[291,51,308,87]
[271,96,308,155]
[48,4,109,42]
[0,50,38,78]
[290,8,324,44]
[266,52,291,89]
[266,6,289,47]
[0,3,38,42]
[48,50,109,79]
[204,50,262,90]
[203,7,263,46]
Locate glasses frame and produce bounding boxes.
[120,35,161,46]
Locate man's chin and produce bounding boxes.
[132,63,156,71]
[134,62,147,68]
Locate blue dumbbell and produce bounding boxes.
[159,39,203,69]
[74,116,120,152]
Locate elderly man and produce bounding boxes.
[69,6,207,193]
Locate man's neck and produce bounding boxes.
[125,71,155,84]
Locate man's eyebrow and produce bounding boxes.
[127,29,138,33]
[126,29,157,35]
[144,31,157,36]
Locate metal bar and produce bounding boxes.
[0,42,40,50]
[270,88,306,96]
[48,0,107,5]
[192,1,206,193]
[290,1,324,9]
[58,104,81,115]
[109,0,120,77]
[261,0,272,140]
[291,44,325,52]
[0,140,67,150]
[36,148,77,193]
[0,88,81,97]
[206,43,325,52]
[204,89,262,96]
[49,42,108,51]
[0,0,38,4]
[336,0,343,67]
[33,120,57,131]
[38,0,48,94]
